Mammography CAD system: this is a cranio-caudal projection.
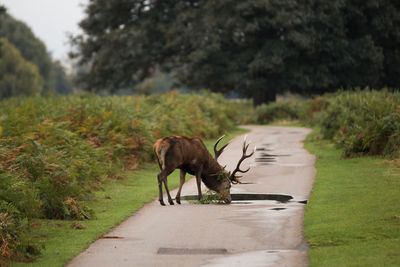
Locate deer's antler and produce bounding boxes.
[229,135,255,184]
[214,135,229,160]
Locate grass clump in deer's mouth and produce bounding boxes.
[198,191,226,204]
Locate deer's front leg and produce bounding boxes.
[195,168,203,201]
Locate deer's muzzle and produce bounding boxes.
[219,191,231,204]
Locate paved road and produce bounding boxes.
[68,126,315,267]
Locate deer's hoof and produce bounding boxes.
[169,199,174,205]
[159,200,166,206]
[176,199,181,205]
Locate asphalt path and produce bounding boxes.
[68,126,315,267]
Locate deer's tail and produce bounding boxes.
[153,139,170,170]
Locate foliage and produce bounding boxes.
[304,132,400,266]
[0,172,41,265]
[198,191,225,204]
[256,89,400,158]
[134,69,177,95]
[314,90,400,157]
[255,96,306,124]
[73,0,400,103]
[0,38,43,98]
[0,11,73,96]
[51,61,73,95]
[0,92,250,262]
[0,12,53,94]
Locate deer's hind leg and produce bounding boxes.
[175,170,186,204]
[158,168,174,206]
[157,172,166,206]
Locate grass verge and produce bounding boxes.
[13,129,246,267]
[304,131,400,267]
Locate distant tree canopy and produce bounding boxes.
[0,12,54,94]
[73,0,400,103]
[0,10,73,97]
[0,38,43,98]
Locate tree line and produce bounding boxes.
[0,6,72,99]
[73,0,400,103]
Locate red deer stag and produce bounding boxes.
[153,135,254,206]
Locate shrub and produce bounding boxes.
[255,96,307,124]
[254,89,400,158]
[0,172,41,264]
[316,90,400,157]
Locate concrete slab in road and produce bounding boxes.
[67,126,315,267]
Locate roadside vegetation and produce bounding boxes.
[256,89,400,158]
[255,89,400,265]
[0,92,251,265]
[304,132,400,266]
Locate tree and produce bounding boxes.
[52,61,73,94]
[0,12,54,94]
[0,38,43,98]
[343,0,400,88]
[74,0,400,103]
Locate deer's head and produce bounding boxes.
[213,135,255,203]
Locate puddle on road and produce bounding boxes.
[157,247,228,255]
[182,193,293,203]
[255,147,272,151]
[270,207,287,211]
[181,193,309,208]
[254,148,291,166]
[231,193,293,202]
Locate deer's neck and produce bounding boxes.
[200,156,225,191]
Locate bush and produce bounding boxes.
[255,95,307,124]
[315,90,400,157]
[0,172,40,264]
[254,89,400,158]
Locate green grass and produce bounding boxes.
[304,131,400,267]
[13,129,246,267]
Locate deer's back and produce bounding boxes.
[154,136,210,173]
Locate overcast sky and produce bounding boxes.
[2,0,88,61]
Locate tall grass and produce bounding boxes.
[0,91,251,263]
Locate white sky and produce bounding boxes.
[1,0,88,61]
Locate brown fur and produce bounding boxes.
[154,136,231,206]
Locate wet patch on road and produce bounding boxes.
[157,247,228,255]
[255,152,290,165]
[182,193,293,203]
[254,143,291,166]
[231,193,293,202]
[270,207,287,211]
[181,193,308,209]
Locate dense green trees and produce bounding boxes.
[73,0,400,103]
[0,9,73,98]
[0,12,54,94]
[0,38,43,98]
